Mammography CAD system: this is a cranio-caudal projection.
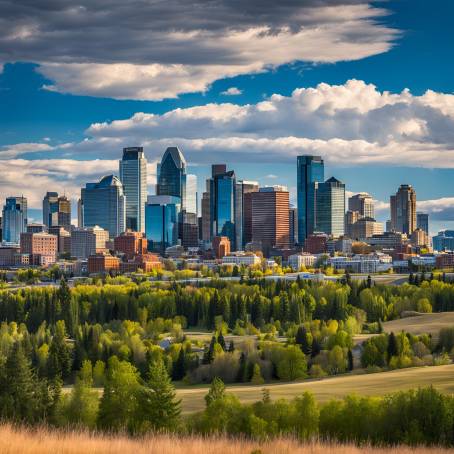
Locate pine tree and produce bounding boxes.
[228,340,235,352]
[387,332,398,362]
[251,363,265,385]
[47,320,72,380]
[202,336,217,364]
[135,358,181,432]
[367,275,372,288]
[205,376,225,407]
[172,346,186,381]
[347,349,354,371]
[311,337,321,358]
[217,332,227,351]
[237,352,247,382]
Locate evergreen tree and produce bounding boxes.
[237,352,247,382]
[205,376,226,407]
[408,272,414,284]
[202,336,217,364]
[251,363,265,385]
[228,340,235,352]
[47,320,72,380]
[347,349,354,371]
[217,331,227,351]
[135,358,181,433]
[172,346,186,381]
[311,337,321,358]
[367,275,372,288]
[387,332,398,362]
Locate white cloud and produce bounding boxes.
[0,142,55,159]
[221,87,243,96]
[0,1,398,99]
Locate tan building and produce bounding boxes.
[252,186,289,256]
[390,184,416,235]
[114,230,147,259]
[88,253,120,274]
[348,217,383,240]
[411,228,429,247]
[120,254,162,273]
[212,236,231,259]
[71,226,109,259]
[20,232,58,265]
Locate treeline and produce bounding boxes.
[1,342,453,447]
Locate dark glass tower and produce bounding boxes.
[297,155,324,244]
[156,147,186,208]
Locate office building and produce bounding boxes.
[235,180,259,250]
[417,212,429,235]
[42,192,71,230]
[433,230,454,251]
[252,186,289,256]
[390,184,416,235]
[212,236,231,259]
[88,253,120,274]
[297,155,324,244]
[81,175,126,238]
[288,253,317,270]
[71,226,109,259]
[348,217,383,240]
[114,230,148,259]
[77,198,83,228]
[145,195,181,254]
[27,223,46,233]
[120,253,162,273]
[119,147,147,232]
[48,226,71,255]
[348,193,374,218]
[20,232,58,265]
[289,206,298,246]
[304,233,328,254]
[410,228,429,247]
[179,211,199,248]
[201,190,211,242]
[2,196,27,244]
[316,177,345,238]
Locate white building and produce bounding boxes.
[222,253,261,266]
[288,253,317,270]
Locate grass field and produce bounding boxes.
[177,364,454,413]
[0,424,451,454]
[381,312,454,339]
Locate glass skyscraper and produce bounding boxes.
[2,196,28,244]
[145,195,181,253]
[43,192,71,230]
[81,175,125,238]
[417,212,429,235]
[316,177,345,237]
[297,155,324,244]
[119,147,147,232]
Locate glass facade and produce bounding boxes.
[2,196,28,244]
[417,212,429,235]
[119,147,147,232]
[316,177,345,237]
[81,175,126,238]
[145,195,181,253]
[157,147,186,206]
[297,155,324,244]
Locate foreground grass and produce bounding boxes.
[177,364,454,413]
[0,424,452,454]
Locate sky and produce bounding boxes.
[0,0,453,235]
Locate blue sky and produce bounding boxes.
[0,0,453,233]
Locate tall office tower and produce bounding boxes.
[390,184,417,235]
[77,198,84,228]
[81,175,126,238]
[119,147,147,232]
[417,212,429,235]
[42,192,71,230]
[386,219,392,232]
[145,195,181,254]
[345,210,360,238]
[289,206,298,246]
[201,190,211,242]
[297,155,324,244]
[2,197,28,244]
[348,193,374,219]
[0,217,2,242]
[316,177,346,238]
[235,180,259,250]
[252,186,290,256]
[209,165,237,248]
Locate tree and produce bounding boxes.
[251,363,265,385]
[295,325,312,355]
[172,346,186,381]
[205,376,226,407]
[277,346,307,381]
[228,340,235,352]
[47,320,72,381]
[387,332,398,362]
[236,352,247,382]
[217,332,227,351]
[135,358,181,433]
[347,349,354,371]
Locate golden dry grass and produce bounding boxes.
[0,424,452,454]
[177,364,454,413]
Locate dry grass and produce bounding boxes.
[0,424,452,454]
[177,364,454,413]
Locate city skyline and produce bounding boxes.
[0,1,453,235]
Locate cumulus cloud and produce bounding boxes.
[0,1,398,99]
[221,87,243,96]
[0,142,55,159]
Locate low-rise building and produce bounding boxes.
[114,230,148,259]
[436,253,454,268]
[222,252,261,266]
[120,254,162,273]
[88,253,120,274]
[20,232,58,265]
[304,233,328,254]
[288,253,317,270]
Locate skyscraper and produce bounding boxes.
[289,206,298,246]
[235,180,259,250]
[119,147,147,232]
[81,175,125,238]
[348,193,374,219]
[252,186,289,256]
[316,177,345,237]
[417,212,429,235]
[390,184,417,235]
[145,195,181,254]
[43,192,71,230]
[297,155,324,244]
[2,196,28,244]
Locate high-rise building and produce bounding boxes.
[348,193,374,219]
[42,193,71,230]
[179,211,199,248]
[390,184,416,235]
[77,198,84,228]
[289,206,298,246]
[212,236,231,259]
[119,147,147,232]
[81,175,126,238]
[297,155,324,244]
[145,195,181,254]
[235,180,259,250]
[2,197,27,244]
[252,186,289,256]
[209,166,237,248]
[201,190,211,242]
[71,226,109,259]
[316,177,345,238]
[417,212,429,235]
